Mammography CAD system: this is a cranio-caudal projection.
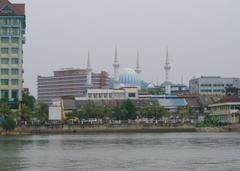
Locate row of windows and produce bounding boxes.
[1,89,19,99]
[200,84,212,87]
[212,84,225,87]
[1,58,19,64]
[230,105,240,110]
[0,27,21,36]
[200,89,225,93]
[1,37,19,44]
[0,18,21,26]
[0,79,19,86]
[200,89,212,92]
[1,48,19,54]
[213,89,225,92]
[0,68,19,75]
[200,84,234,87]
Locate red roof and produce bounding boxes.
[0,0,25,16]
[216,96,240,104]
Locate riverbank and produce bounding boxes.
[1,124,240,136]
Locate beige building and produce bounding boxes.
[76,87,139,100]
[209,96,240,124]
[0,0,26,100]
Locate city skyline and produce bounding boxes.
[10,0,240,96]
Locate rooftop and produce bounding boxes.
[0,0,25,16]
[216,96,240,104]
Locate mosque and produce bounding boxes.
[112,46,141,90]
[77,46,188,101]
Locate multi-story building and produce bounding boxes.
[37,68,109,104]
[209,96,240,124]
[0,0,25,101]
[189,76,240,95]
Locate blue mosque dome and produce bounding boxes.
[147,83,155,89]
[119,68,140,88]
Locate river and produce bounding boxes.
[0,133,240,171]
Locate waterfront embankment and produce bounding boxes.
[1,124,240,135]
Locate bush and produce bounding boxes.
[1,117,16,131]
[196,116,221,127]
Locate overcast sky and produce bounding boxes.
[11,0,240,96]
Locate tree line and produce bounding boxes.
[66,99,169,122]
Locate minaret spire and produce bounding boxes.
[113,45,120,88]
[181,74,184,85]
[86,51,92,86]
[114,45,118,63]
[87,51,91,68]
[164,47,171,83]
[135,51,141,75]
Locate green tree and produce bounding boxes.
[20,104,32,122]
[33,103,49,123]
[112,106,128,120]
[137,105,167,119]
[22,92,35,111]
[0,100,12,117]
[121,99,137,120]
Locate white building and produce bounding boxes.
[76,87,139,100]
[48,98,65,121]
[189,76,240,95]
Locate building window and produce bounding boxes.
[11,79,18,86]
[11,37,19,44]
[1,58,9,64]
[1,37,9,44]
[1,79,9,85]
[11,69,19,75]
[1,69,9,75]
[1,18,8,25]
[128,93,136,97]
[12,19,19,25]
[12,28,20,36]
[1,90,9,99]
[11,58,19,64]
[11,90,18,99]
[11,48,19,54]
[1,48,9,54]
[1,28,8,35]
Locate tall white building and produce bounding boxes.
[0,0,25,101]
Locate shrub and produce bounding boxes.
[2,117,16,131]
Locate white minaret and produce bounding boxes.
[135,51,141,75]
[164,47,171,95]
[164,47,171,83]
[135,51,142,90]
[113,46,120,88]
[86,51,92,86]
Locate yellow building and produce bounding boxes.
[0,0,26,101]
[209,96,240,124]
